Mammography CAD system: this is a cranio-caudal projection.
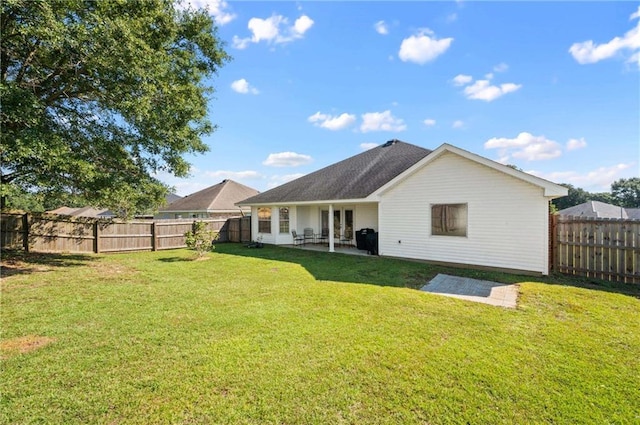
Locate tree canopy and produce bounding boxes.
[611,177,640,208]
[1,0,229,216]
[552,179,638,211]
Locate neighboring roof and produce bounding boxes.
[46,206,115,218]
[166,193,182,204]
[161,179,259,212]
[239,140,432,205]
[558,201,637,219]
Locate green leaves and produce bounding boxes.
[1,0,229,216]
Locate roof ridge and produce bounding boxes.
[206,179,228,210]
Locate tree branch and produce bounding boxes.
[15,39,40,84]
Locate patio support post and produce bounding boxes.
[328,204,335,252]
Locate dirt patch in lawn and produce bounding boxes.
[0,335,56,359]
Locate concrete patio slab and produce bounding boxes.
[420,274,518,308]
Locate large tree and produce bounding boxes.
[611,177,640,208]
[1,0,229,216]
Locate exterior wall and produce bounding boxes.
[355,203,378,231]
[252,205,300,245]
[379,152,550,274]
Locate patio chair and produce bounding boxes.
[315,227,329,246]
[291,230,305,246]
[303,227,315,244]
[339,229,353,247]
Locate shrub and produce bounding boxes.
[184,221,215,257]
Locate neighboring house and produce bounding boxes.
[47,206,115,218]
[238,140,568,275]
[558,201,640,219]
[156,179,259,220]
[165,193,182,204]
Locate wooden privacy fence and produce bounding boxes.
[550,215,640,284]
[226,216,251,243]
[0,213,238,254]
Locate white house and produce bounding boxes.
[237,140,567,274]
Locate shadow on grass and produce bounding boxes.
[212,243,640,298]
[157,257,194,263]
[0,250,97,278]
[540,273,640,299]
[210,243,510,290]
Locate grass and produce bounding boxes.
[1,244,639,424]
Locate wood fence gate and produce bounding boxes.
[226,216,251,243]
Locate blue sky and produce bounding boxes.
[163,1,640,196]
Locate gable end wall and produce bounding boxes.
[379,152,549,273]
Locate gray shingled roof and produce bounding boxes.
[162,179,259,212]
[558,201,630,219]
[239,140,432,205]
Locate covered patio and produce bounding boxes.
[283,242,372,257]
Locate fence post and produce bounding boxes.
[22,213,29,253]
[151,222,157,251]
[94,220,100,253]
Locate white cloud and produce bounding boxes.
[232,14,314,49]
[263,152,313,167]
[308,112,356,131]
[446,13,458,23]
[452,120,464,129]
[267,173,306,189]
[176,0,236,25]
[566,137,587,151]
[452,74,473,86]
[374,20,389,35]
[493,62,509,72]
[293,15,314,35]
[423,118,436,127]
[484,132,563,161]
[360,110,407,133]
[360,142,379,150]
[463,79,522,101]
[230,78,259,94]
[569,7,640,66]
[528,163,636,191]
[452,72,521,101]
[398,30,453,64]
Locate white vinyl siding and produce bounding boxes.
[379,152,549,274]
[355,203,378,231]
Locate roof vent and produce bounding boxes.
[382,139,398,148]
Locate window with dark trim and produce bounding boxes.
[258,208,271,233]
[431,204,468,237]
[279,207,289,234]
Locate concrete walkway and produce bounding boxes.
[420,274,518,308]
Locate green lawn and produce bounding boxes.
[1,244,639,424]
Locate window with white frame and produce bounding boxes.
[258,207,271,233]
[431,204,468,237]
[279,207,289,234]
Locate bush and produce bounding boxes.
[184,221,215,257]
